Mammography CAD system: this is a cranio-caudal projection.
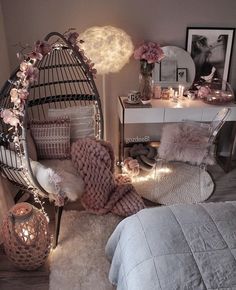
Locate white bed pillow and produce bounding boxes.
[48,105,95,142]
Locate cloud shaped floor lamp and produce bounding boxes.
[78,26,134,139]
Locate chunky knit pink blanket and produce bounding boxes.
[71,138,145,217]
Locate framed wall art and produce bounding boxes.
[186,27,235,84]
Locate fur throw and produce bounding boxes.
[158,122,215,166]
[71,138,145,216]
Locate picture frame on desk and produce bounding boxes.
[177,68,187,82]
[186,27,235,84]
[159,58,177,82]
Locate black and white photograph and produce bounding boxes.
[177,68,187,82]
[186,27,235,84]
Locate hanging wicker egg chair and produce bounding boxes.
[0,31,104,247]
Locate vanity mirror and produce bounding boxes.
[153,46,196,89]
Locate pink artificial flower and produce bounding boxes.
[24,66,39,84]
[197,86,211,98]
[1,109,19,127]
[20,61,29,72]
[10,88,20,105]
[123,157,140,176]
[18,88,29,101]
[34,40,52,56]
[28,51,43,61]
[21,79,30,88]
[10,88,28,105]
[134,41,165,63]
[16,70,25,79]
[68,32,79,45]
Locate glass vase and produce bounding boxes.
[139,60,154,104]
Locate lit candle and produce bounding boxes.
[172,91,178,102]
[169,87,174,98]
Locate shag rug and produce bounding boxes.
[49,210,122,290]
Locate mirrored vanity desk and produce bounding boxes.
[118,96,236,172]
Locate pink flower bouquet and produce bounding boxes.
[134,41,164,64]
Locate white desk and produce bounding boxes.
[118,96,236,171]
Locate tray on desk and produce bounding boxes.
[123,98,152,108]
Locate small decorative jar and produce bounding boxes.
[1,202,51,270]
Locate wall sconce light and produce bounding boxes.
[1,202,51,270]
[78,26,134,139]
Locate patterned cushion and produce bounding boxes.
[30,118,71,159]
[48,105,95,142]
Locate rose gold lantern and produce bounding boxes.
[1,202,51,270]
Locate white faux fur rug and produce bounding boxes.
[49,211,122,290]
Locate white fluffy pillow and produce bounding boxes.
[0,147,84,202]
[30,160,84,202]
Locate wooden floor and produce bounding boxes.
[0,164,236,290]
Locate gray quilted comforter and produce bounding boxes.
[105,202,236,289]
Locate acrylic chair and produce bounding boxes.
[151,107,231,205]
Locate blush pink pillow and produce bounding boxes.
[158,122,215,166]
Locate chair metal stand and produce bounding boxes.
[53,205,64,248]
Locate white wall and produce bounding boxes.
[0,0,10,87]
[1,0,236,150]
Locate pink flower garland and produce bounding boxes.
[67,31,97,75]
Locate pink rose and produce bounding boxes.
[1,109,19,127]
[24,66,39,84]
[123,157,140,176]
[68,32,80,45]
[34,40,52,56]
[197,86,211,98]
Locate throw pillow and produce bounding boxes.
[48,105,95,142]
[30,118,71,159]
[30,160,84,202]
[0,147,84,202]
[158,122,215,166]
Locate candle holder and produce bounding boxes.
[1,202,51,270]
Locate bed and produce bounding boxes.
[105,202,236,289]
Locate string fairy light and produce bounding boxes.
[0,30,92,219]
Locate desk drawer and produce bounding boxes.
[124,108,164,123]
[164,108,202,122]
